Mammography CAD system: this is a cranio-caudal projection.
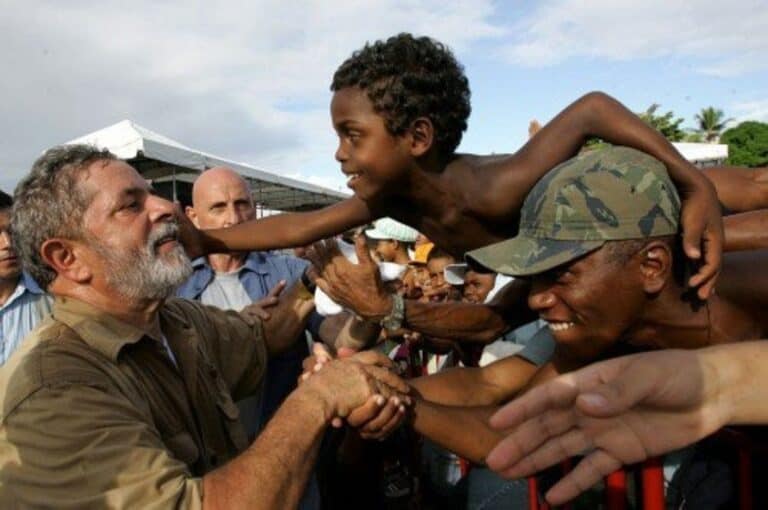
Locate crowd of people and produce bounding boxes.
[1,32,767,509]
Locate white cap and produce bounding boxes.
[365,218,419,243]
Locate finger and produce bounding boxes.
[574,358,659,418]
[267,280,287,298]
[688,230,721,299]
[312,342,333,363]
[494,427,593,479]
[544,449,623,506]
[486,407,577,472]
[360,401,405,440]
[361,364,410,394]
[489,376,579,430]
[681,215,703,262]
[354,234,375,267]
[331,417,344,428]
[346,395,386,427]
[352,350,395,368]
[337,346,358,358]
[361,399,399,433]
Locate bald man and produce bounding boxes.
[178,167,327,509]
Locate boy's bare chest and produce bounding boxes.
[401,206,519,258]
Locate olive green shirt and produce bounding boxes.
[0,296,267,509]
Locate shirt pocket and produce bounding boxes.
[213,372,250,452]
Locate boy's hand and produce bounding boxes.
[674,166,722,299]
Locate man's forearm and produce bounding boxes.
[410,397,502,465]
[401,300,520,343]
[708,342,768,425]
[202,389,330,510]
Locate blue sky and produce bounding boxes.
[1,0,766,194]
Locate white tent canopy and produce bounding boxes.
[67,120,349,212]
[672,142,729,167]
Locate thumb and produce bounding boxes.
[268,280,287,298]
[354,235,374,266]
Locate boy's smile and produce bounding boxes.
[330,87,411,200]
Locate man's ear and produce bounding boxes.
[40,238,92,283]
[640,241,672,294]
[408,117,435,157]
[185,206,201,229]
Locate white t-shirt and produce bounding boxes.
[200,269,252,311]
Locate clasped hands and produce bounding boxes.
[300,343,411,440]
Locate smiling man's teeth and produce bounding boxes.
[547,321,575,331]
[346,173,360,184]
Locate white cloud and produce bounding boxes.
[0,0,503,190]
[731,99,768,124]
[500,0,768,76]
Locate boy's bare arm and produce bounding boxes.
[496,91,722,298]
[724,210,768,251]
[702,166,768,212]
[180,196,373,258]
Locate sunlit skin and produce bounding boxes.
[198,89,729,299]
[186,167,256,273]
[42,160,181,330]
[525,243,768,368]
[0,209,22,305]
[462,270,496,304]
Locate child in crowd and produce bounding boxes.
[186,33,723,299]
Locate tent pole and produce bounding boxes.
[172,168,177,202]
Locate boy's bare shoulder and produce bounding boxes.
[446,153,524,218]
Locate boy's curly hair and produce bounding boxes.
[331,33,471,158]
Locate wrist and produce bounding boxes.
[294,382,336,425]
[708,343,768,426]
[366,293,394,322]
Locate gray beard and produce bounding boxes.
[94,223,192,301]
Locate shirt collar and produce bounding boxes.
[192,252,270,275]
[51,297,187,362]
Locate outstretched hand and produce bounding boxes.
[485,349,728,506]
[175,202,208,260]
[677,172,722,299]
[305,236,392,320]
[240,280,286,321]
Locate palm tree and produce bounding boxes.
[695,107,733,143]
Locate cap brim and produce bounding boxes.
[365,228,388,240]
[465,235,605,276]
[443,263,468,285]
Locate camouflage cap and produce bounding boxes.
[466,146,681,276]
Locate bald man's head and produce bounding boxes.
[186,167,256,230]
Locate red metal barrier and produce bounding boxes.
[640,457,664,510]
[605,470,628,510]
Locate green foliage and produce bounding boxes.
[637,104,685,142]
[721,121,768,167]
[695,106,733,142]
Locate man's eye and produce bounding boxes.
[123,201,139,211]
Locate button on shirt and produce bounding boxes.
[0,296,267,508]
[0,273,52,365]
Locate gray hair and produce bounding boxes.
[12,144,117,288]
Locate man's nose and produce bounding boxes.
[527,279,557,312]
[147,195,176,223]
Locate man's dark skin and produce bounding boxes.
[307,235,768,464]
[185,91,735,299]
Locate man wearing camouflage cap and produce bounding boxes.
[309,146,768,469]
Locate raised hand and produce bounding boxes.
[675,167,723,299]
[240,280,286,321]
[484,348,731,505]
[305,236,392,320]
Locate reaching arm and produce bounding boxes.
[409,355,540,407]
[497,91,722,298]
[703,166,768,213]
[724,210,768,251]
[484,342,768,506]
[180,197,373,258]
[306,236,535,343]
